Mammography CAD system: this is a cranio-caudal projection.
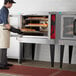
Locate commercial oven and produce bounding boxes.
[50,12,76,43]
[9,12,56,40]
[9,12,56,67]
[49,12,76,68]
[9,12,76,41]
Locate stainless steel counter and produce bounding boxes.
[16,36,55,44]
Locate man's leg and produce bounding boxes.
[2,49,7,65]
[0,49,9,69]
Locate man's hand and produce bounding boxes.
[5,24,11,30]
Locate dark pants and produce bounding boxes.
[0,49,7,67]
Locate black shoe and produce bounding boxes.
[7,63,13,66]
[0,66,9,69]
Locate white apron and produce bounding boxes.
[0,25,10,48]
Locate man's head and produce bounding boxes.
[4,0,16,8]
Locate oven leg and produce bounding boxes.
[60,45,64,68]
[69,46,73,64]
[18,43,24,64]
[50,44,55,67]
[32,44,35,60]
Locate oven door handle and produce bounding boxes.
[73,19,76,35]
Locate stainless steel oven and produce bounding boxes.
[9,12,57,40]
[9,12,76,42]
[49,12,76,44]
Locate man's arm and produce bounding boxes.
[1,7,22,34]
[2,12,22,34]
[5,24,22,34]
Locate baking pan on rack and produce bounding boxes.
[20,31,44,36]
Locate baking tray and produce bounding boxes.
[21,31,44,36]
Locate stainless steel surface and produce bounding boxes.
[53,12,76,45]
[58,39,76,46]
[16,36,55,44]
[48,13,51,39]
[9,15,22,28]
[15,12,55,44]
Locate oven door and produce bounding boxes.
[9,15,22,36]
[61,15,76,40]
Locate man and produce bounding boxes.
[0,0,22,69]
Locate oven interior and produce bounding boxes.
[21,15,48,36]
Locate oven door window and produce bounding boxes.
[61,16,74,38]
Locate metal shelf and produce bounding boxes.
[25,24,48,27]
